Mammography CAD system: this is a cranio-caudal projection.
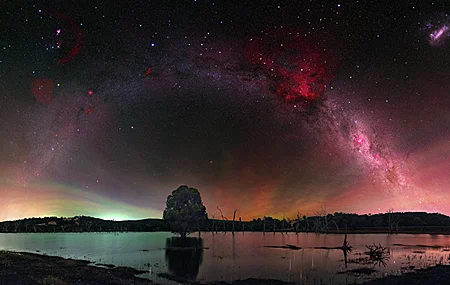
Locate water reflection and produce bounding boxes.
[1,232,450,284]
[165,237,203,280]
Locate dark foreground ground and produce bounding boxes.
[0,251,153,285]
[357,265,450,285]
[1,251,450,285]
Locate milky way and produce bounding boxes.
[1,1,450,221]
[237,31,412,198]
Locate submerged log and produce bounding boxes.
[264,244,302,250]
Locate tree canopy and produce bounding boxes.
[163,185,207,238]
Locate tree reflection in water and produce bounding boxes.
[165,237,204,280]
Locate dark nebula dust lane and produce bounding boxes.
[0,0,450,221]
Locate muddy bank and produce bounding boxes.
[0,251,154,285]
[157,272,294,285]
[360,265,450,285]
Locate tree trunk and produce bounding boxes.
[217,207,226,233]
[232,210,236,235]
[263,216,266,234]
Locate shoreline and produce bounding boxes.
[1,250,450,284]
[0,251,154,285]
[2,230,450,235]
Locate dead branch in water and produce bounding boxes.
[365,243,390,266]
[295,210,301,234]
[217,207,227,233]
[365,243,389,258]
[263,216,265,234]
[312,233,352,251]
[232,210,236,235]
[211,214,216,234]
[311,233,352,267]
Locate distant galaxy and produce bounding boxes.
[1,0,450,221]
[424,13,450,46]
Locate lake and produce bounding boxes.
[1,232,449,284]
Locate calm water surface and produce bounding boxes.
[1,232,450,284]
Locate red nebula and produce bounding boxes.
[245,30,337,104]
[353,136,365,146]
[83,107,95,115]
[31,78,54,104]
[145,67,153,76]
[56,12,82,64]
[84,107,94,115]
[87,90,94,95]
[42,10,83,64]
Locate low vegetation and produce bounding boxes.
[2,211,450,234]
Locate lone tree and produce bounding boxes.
[163,185,207,238]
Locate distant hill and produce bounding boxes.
[0,216,168,233]
[245,212,450,234]
[1,212,450,234]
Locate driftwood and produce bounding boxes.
[393,243,443,249]
[265,234,351,253]
[265,244,302,250]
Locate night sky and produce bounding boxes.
[1,0,449,221]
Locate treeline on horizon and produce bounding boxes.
[1,211,450,234]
